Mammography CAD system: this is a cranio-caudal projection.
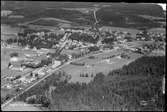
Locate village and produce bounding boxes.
[1,25,165,96]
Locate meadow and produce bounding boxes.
[57,49,142,83]
[100,26,140,37]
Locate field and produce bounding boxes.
[100,26,141,37]
[21,17,72,27]
[147,28,166,33]
[138,15,165,20]
[1,24,20,35]
[2,2,164,29]
[2,101,42,111]
[57,49,142,83]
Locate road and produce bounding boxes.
[1,69,33,86]
[1,49,115,109]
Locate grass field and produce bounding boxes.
[138,15,165,20]
[147,28,166,33]
[57,49,142,83]
[2,101,42,111]
[1,24,20,35]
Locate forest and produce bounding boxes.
[16,55,165,111]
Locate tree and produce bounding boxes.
[8,62,11,68]
[10,52,18,57]
[93,72,105,84]
[88,46,99,52]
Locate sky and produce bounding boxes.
[157,3,166,11]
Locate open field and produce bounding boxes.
[125,40,155,47]
[1,88,14,99]
[21,17,72,26]
[100,26,141,37]
[1,24,21,35]
[57,49,142,83]
[138,14,165,20]
[2,101,42,111]
[147,28,166,33]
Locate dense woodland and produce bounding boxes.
[17,56,165,111]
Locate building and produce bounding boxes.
[9,57,25,71]
[32,67,48,77]
[51,60,61,69]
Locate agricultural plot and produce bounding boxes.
[126,40,154,47]
[25,17,72,28]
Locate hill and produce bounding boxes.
[1,2,165,29]
[96,3,165,28]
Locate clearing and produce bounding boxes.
[57,49,142,83]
